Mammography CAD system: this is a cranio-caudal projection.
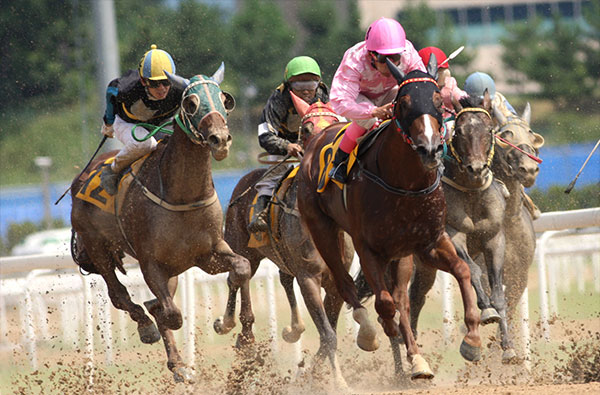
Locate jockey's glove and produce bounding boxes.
[101,123,114,138]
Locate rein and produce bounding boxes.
[494,133,543,164]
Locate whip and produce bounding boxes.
[564,138,600,194]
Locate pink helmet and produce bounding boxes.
[365,17,406,55]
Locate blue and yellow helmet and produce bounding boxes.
[138,44,176,80]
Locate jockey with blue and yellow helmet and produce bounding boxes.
[100,45,185,195]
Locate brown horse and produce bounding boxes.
[297,63,482,379]
[70,67,252,382]
[216,96,355,386]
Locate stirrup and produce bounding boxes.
[329,162,348,184]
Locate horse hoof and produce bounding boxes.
[213,316,235,335]
[460,339,482,362]
[282,325,305,343]
[235,332,255,349]
[502,348,519,364]
[356,324,379,352]
[410,354,435,380]
[480,308,501,325]
[138,322,161,344]
[172,366,194,383]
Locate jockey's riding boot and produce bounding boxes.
[247,195,270,233]
[521,189,541,220]
[100,165,120,196]
[328,149,350,184]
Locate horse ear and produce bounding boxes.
[385,57,405,84]
[427,54,439,81]
[482,89,492,112]
[165,70,189,89]
[522,102,531,124]
[493,103,507,127]
[221,91,236,112]
[290,91,310,117]
[452,96,463,113]
[532,131,545,149]
[211,62,225,84]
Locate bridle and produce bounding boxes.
[447,107,495,168]
[494,118,543,164]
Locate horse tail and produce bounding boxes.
[354,268,375,302]
[70,229,100,275]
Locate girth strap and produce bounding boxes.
[134,177,218,211]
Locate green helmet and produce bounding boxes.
[284,56,321,81]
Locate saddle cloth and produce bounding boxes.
[247,166,299,248]
[75,155,150,215]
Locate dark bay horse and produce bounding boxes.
[297,63,482,379]
[216,96,354,386]
[70,67,252,382]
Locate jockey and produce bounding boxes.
[463,71,518,119]
[464,71,541,219]
[328,17,426,184]
[418,46,468,121]
[248,56,330,233]
[100,44,184,195]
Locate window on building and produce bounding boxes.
[535,3,553,18]
[558,1,574,17]
[447,9,460,25]
[513,4,528,20]
[466,7,483,24]
[489,5,505,23]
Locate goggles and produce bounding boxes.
[289,80,319,91]
[372,52,402,64]
[147,79,171,88]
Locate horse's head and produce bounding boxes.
[290,91,343,148]
[387,58,444,171]
[166,63,235,161]
[449,91,495,182]
[493,103,544,187]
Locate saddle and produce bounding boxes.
[316,120,391,192]
[75,154,150,215]
[248,166,299,248]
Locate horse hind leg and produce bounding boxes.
[296,274,348,389]
[279,271,306,343]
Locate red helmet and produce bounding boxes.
[418,47,448,69]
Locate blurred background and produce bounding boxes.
[1,0,598,255]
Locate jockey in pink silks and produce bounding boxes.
[328,17,426,183]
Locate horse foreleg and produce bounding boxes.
[419,233,481,362]
[483,233,517,363]
[451,231,500,325]
[279,271,306,343]
[295,274,348,389]
[101,270,160,344]
[392,257,434,380]
[214,275,238,335]
[144,276,191,383]
[210,240,255,347]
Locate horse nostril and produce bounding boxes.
[208,135,220,146]
[227,134,232,143]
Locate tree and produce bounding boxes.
[298,0,364,86]
[501,1,600,111]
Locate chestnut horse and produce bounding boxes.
[216,96,354,386]
[297,64,481,379]
[70,66,252,382]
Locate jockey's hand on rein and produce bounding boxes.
[101,123,115,138]
[371,103,394,120]
[286,142,304,158]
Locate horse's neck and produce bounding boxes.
[443,158,473,188]
[160,128,214,199]
[492,156,523,219]
[375,130,436,189]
